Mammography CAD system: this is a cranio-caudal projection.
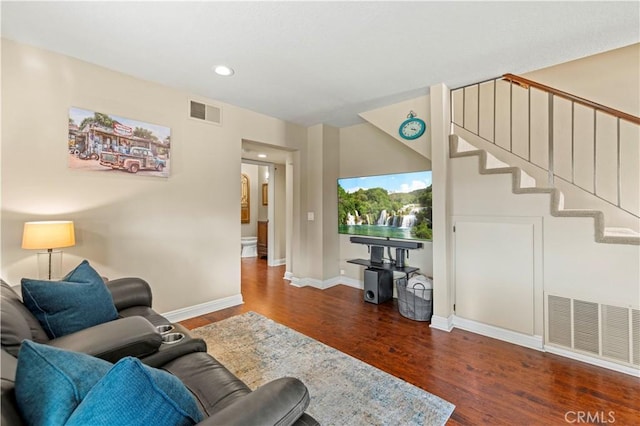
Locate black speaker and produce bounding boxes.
[370,246,384,264]
[363,268,393,304]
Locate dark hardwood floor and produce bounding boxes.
[180,258,640,425]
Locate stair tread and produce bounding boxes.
[604,227,640,237]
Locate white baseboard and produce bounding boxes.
[338,276,362,289]
[270,258,286,266]
[284,272,315,288]
[430,315,454,332]
[434,316,638,377]
[162,294,244,323]
[452,315,544,351]
[284,274,362,290]
[286,276,337,289]
[544,345,640,378]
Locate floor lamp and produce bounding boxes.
[22,221,76,280]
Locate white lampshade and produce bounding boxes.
[22,221,76,250]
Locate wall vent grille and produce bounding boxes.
[548,296,571,347]
[573,300,599,354]
[547,295,639,367]
[633,309,640,366]
[189,100,222,125]
[602,305,629,362]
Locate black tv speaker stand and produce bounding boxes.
[347,237,422,305]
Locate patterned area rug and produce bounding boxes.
[190,312,455,425]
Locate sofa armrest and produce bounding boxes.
[106,277,153,311]
[197,377,310,426]
[141,337,207,368]
[47,316,162,362]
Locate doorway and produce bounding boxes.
[241,160,278,265]
[241,143,294,271]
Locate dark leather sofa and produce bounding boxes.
[1,278,319,426]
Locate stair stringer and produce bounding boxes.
[449,135,639,246]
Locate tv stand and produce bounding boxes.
[347,259,419,305]
[347,237,422,305]
[346,259,419,276]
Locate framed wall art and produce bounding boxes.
[241,173,250,223]
[262,183,268,206]
[68,107,171,178]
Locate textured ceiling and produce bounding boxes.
[2,1,638,127]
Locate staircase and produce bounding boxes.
[446,75,640,375]
[450,135,640,245]
[451,74,640,245]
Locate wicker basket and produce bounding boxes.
[396,275,433,321]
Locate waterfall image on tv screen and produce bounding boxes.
[338,170,432,241]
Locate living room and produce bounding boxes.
[2,2,639,425]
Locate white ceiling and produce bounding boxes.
[2,1,638,128]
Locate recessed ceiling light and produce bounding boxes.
[257,154,267,158]
[213,65,234,76]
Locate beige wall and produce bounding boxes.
[429,84,454,321]
[340,123,432,178]
[257,165,268,222]
[359,95,431,160]
[0,39,308,313]
[304,124,340,281]
[524,43,640,117]
[305,125,324,279]
[273,163,286,263]
[321,125,340,280]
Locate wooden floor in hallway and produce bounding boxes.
[180,257,640,425]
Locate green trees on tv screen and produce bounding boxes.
[338,184,432,240]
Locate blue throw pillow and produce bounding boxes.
[66,358,204,426]
[62,258,104,283]
[15,341,204,426]
[21,260,118,338]
[14,340,112,425]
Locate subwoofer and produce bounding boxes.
[363,268,393,304]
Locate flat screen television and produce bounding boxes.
[338,170,432,241]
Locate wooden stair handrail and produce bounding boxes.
[502,73,640,125]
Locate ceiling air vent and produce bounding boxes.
[189,100,222,125]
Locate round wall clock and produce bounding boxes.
[399,111,426,140]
